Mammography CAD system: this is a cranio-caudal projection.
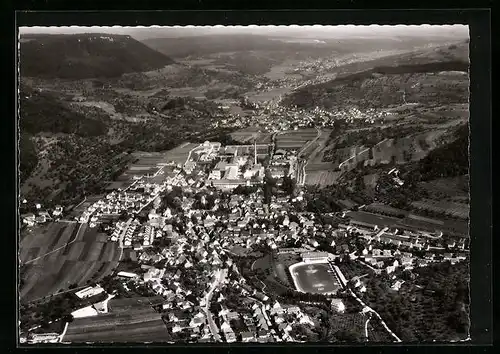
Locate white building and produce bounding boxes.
[74,285,104,299]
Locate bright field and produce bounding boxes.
[290,262,341,294]
[19,222,121,303]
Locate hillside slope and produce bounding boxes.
[20,33,175,79]
[19,85,107,136]
[283,41,469,110]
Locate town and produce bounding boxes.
[20,136,469,344]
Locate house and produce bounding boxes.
[240,331,255,342]
[371,248,383,257]
[22,213,36,226]
[457,253,467,261]
[330,298,345,313]
[258,329,270,338]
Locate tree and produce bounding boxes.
[282,175,296,195]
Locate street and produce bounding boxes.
[297,128,322,185]
[203,268,227,342]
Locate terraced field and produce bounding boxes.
[19,222,121,303]
[230,128,272,144]
[276,129,318,150]
[63,297,167,343]
[411,199,469,220]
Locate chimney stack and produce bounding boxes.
[254,139,257,165]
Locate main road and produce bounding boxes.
[297,127,322,185]
[203,268,228,342]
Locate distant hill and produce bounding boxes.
[20,33,175,79]
[142,34,459,59]
[283,41,469,110]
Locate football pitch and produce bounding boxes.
[289,262,341,294]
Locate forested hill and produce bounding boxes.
[19,85,107,136]
[20,33,175,79]
[416,123,469,181]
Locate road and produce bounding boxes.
[297,128,322,185]
[364,311,373,340]
[186,144,203,165]
[58,322,69,343]
[349,288,402,343]
[24,222,86,265]
[203,269,227,342]
[338,138,389,170]
[331,264,401,342]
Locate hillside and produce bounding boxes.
[283,41,469,110]
[415,123,469,181]
[143,35,460,59]
[20,33,175,79]
[19,85,107,136]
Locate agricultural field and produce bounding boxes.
[63,297,167,343]
[400,214,469,237]
[230,128,272,144]
[411,199,469,220]
[276,129,319,150]
[163,142,200,164]
[418,175,469,200]
[305,170,341,187]
[19,222,121,303]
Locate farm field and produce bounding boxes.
[63,297,167,343]
[305,170,341,187]
[347,210,468,236]
[400,214,468,236]
[276,129,319,150]
[418,176,469,199]
[19,222,121,303]
[230,127,273,144]
[411,199,469,220]
[290,262,341,294]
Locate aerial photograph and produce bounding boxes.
[18,24,470,344]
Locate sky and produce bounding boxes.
[19,25,469,40]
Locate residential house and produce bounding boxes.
[240,331,255,342]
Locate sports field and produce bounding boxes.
[19,222,121,303]
[289,262,341,294]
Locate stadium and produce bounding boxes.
[288,252,341,295]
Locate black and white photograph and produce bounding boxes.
[18,24,471,344]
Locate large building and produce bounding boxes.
[212,179,252,190]
[301,252,330,263]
